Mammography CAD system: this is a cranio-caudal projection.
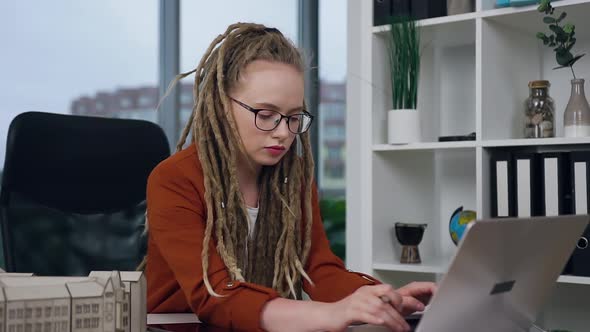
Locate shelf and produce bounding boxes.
[373,256,450,274]
[349,0,590,329]
[481,0,590,20]
[481,137,590,147]
[373,141,476,151]
[372,12,478,33]
[372,0,589,34]
[373,15,476,49]
[483,1,590,36]
[373,264,590,285]
[557,275,590,285]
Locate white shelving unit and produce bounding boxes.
[346,0,590,330]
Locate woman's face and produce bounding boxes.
[229,60,304,168]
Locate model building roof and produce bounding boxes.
[120,271,143,282]
[3,284,70,301]
[89,271,122,287]
[0,276,91,287]
[65,281,105,298]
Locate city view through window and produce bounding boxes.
[1,0,348,260]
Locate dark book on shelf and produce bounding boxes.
[391,0,411,17]
[374,0,392,26]
[411,0,447,20]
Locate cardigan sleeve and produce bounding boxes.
[302,184,381,302]
[147,162,279,332]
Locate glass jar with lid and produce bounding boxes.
[524,80,555,138]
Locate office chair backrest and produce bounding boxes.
[0,111,170,275]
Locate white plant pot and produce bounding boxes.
[387,109,421,144]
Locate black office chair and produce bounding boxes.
[0,111,170,276]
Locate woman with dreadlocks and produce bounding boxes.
[144,22,435,332]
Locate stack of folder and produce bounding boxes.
[490,150,590,277]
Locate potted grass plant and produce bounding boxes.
[386,16,421,144]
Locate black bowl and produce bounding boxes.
[394,222,427,246]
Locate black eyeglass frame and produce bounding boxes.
[229,97,314,134]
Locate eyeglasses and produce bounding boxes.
[230,97,314,134]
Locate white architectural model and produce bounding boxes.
[0,271,146,332]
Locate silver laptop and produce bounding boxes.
[411,215,589,332]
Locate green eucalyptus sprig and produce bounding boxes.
[536,0,585,79]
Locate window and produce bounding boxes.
[24,308,31,319]
[179,0,297,146]
[53,307,59,317]
[180,92,192,105]
[123,316,129,327]
[75,319,81,329]
[61,306,68,316]
[44,307,50,318]
[327,147,340,160]
[16,309,23,319]
[24,324,31,332]
[75,305,81,314]
[8,326,14,332]
[105,292,114,298]
[0,1,158,193]
[122,303,128,312]
[325,164,344,178]
[83,318,90,328]
[318,0,347,260]
[9,309,15,320]
[91,304,99,313]
[16,326,22,332]
[43,323,50,332]
[83,304,90,314]
[91,318,99,328]
[60,322,67,332]
[34,323,41,332]
[35,308,42,318]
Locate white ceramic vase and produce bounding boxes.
[387,109,421,144]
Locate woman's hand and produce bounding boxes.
[321,284,411,332]
[396,282,437,316]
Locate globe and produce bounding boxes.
[449,206,476,245]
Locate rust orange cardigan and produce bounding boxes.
[146,144,378,331]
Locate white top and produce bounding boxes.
[246,206,258,237]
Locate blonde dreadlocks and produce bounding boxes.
[142,23,315,299]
